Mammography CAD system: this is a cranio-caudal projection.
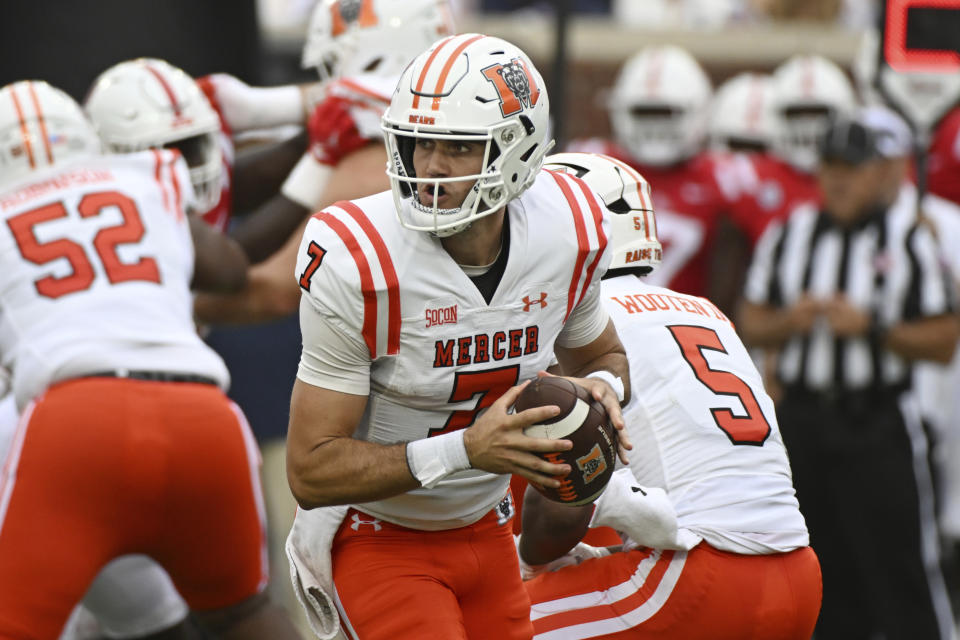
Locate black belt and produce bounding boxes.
[85,370,219,386]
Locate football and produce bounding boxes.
[515,377,618,506]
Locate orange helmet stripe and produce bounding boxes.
[143,62,182,116]
[26,82,54,165]
[411,36,456,110]
[8,85,36,169]
[431,34,485,110]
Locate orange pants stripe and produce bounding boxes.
[526,543,821,639]
[0,377,268,640]
[332,503,534,640]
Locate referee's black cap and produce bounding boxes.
[819,115,879,165]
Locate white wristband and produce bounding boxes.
[280,154,333,210]
[586,370,625,404]
[406,431,471,489]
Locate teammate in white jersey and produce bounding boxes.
[286,36,632,640]
[517,153,821,640]
[0,80,302,640]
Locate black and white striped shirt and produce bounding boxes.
[744,187,954,392]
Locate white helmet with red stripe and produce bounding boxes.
[84,58,222,213]
[302,0,454,82]
[709,73,776,153]
[771,54,857,172]
[381,34,553,237]
[608,45,712,167]
[544,152,661,275]
[0,80,101,188]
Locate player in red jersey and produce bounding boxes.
[569,45,739,309]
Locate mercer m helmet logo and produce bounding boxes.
[482,58,541,117]
[522,292,548,312]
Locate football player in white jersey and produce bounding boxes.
[517,153,821,640]
[193,0,455,325]
[285,35,632,640]
[0,80,302,640]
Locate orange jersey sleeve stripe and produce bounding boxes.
[151,149,172,214]
[338,200,402,355]
[569,173,608,310]
[314,211,381,358]
[548,170,592,323]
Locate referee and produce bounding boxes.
[739,114,959,639]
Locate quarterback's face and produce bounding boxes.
[412,138,485,209]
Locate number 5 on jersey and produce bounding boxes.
[668,324,771,446]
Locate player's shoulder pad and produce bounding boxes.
[296,191,402,358]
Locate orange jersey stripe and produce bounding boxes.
[152,149,172,214]
[548,171,591,323]
[338,201,401,355]
[568,174,608,309]
[313,211,380,357]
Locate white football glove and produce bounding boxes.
[200,73,305,132]
[588,469,683,550]
[516,535,612,581]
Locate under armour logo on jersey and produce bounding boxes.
[350,514,382,531]
[522,292,548,312]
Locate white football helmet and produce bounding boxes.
[302,0,454,82]
[608,45,712,167]
[709,73,776,153]
[0,80,101,188]
[381,34,553,237]
[771,54,857,172]
[545,152,661,275]
[85,58,223,213]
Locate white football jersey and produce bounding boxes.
[603,275,808,553]
[0,150,229,410]
[296,170,612,530]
